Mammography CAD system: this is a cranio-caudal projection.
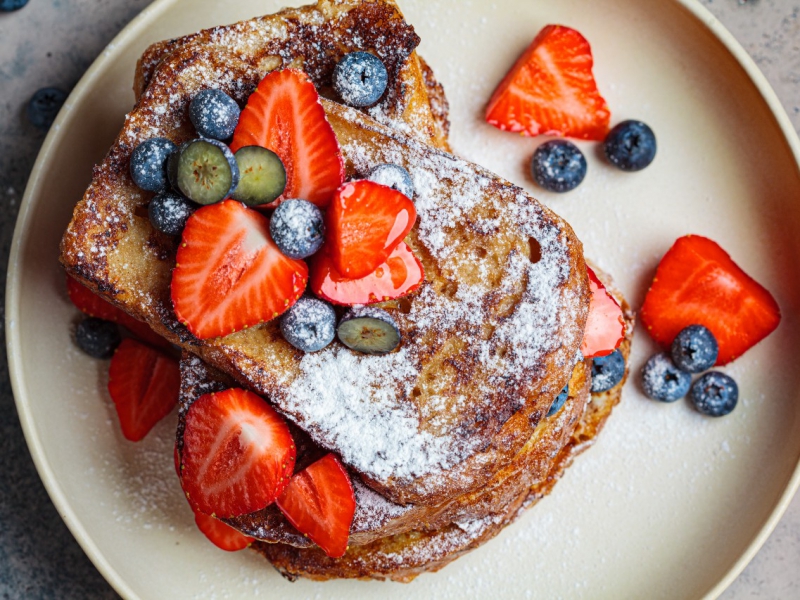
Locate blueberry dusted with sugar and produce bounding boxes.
[670,325,719,374]
[338,308,400,355]
[27,87,67,130]
[590,349,625,393]
[75,317,121,359]
[270,199,325,259]
[547,385,569,417]
[280,297,336,353]
[233,146,286,206]
[531,140,587,193]
[333,51,388,108]
[171,138,239,204]
[367,163,415,199]
[689,372,738,417]
[1,0,29,11]
[189,89,241,141]
[604,120,657,172]
[641,352,691,403]
[130,137,177,192]
[148,192,195,236]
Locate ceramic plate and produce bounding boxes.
[7,0,800,598]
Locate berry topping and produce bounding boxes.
[170,139,239,205]
[181,388,296,518]
[27,87,67,130]
[75,317,121,359]
[230,69,344,208]
[148,191,195,236]
[485,25,610,140]
[280,296,337,353]
[670,325,719,374]
[189,89,241,141]
[276,453,355,558]
[689,372,738,417]
[107,339,180,442]
[194,510,254,552]
[232,146,287,206]
[547,385,569,417]
[641,352,691,403]
[1,0,30,11]
[327,180,417,279]
[171,200,308,339]
[604,120,657,172]
[333,52,388,108]
[367,163,415,199]
[130,137,177,193]
[580,267,625,358]
[310,241,424,306]
[590,349,625,393]
[640,235,781,365]
[270,198,325,260]
[531,140,587,193]
[337,307,401,355]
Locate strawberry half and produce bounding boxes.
[180,388,296,518]
[230,69,345,209]
[194,510,254,552]
[640,235,781,365]
[171,200,308,339]
[485,24,611,140]
[276,453,355,558]
[580,266,625,358]
[310,241,424,305]
[327,180,417,279]
[107,338,180,442]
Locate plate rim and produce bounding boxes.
[6,0,800,598]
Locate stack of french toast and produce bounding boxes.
[60,0,634,582]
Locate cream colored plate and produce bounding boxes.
[7,0,800,598]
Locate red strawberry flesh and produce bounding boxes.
[193,510,254,552]
[581,267,625,358]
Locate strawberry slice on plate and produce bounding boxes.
[171,200,308,339]
[230,69,345,209]
[180,388,296,518]
[310,241,424,305]
[108,338,180,442]
[194,510,254,552]
[580,266,625,358]
[327,180,417,278]
[276,453,355,558]
[485,24,611,140]
[640,234,781,365]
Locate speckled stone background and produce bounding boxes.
[1,0,799,598]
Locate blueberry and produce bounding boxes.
[232,146,286,206]
[689,371,738,417]
[641,352,691,402]
[280,297,336,353]
[547,385,569,417]
[130,137,177,193]
[591,349,626,393]
[75,317,121,359]
[189,89,240,141]
[270,199,325,259]
[170,138,239,204]
[333,52,388,108]
[367,163,415,199]
[148,192,195,236]
[604,120,657,172]
[27,87,67,130]
[337,308,401,355]
[531,140,587,193]
[670,325,719,374]
[1,0,29,11]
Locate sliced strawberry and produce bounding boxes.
[230,69,344,209]
[117,313,172,350]
[310,241,424,305]
[276,453,355,558]
[107,338,180,442]
[485,25,610,140]
[640,235,781,365]
[171,200,308,339]
[194,510,254,552]
[327,180,416,279]
[580,267,625,358]
[181,388,296,518]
